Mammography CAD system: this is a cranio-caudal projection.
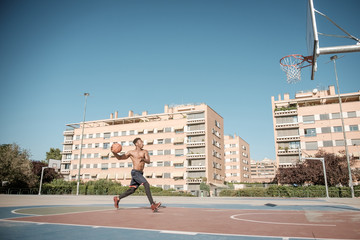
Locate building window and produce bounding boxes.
[320,114,329,120]
[119,163,124,168]
[111,163,116,168]
[103,142,110,149]
[87,154,91,158]
[303,115,315,124]
[175,128,184,134]
[157,150,164,155]
[66,154,71,159]
[187,112,205,119]
[121,131,127,136]
[165,138,172,144]
[86,164,90,168]
[104,132,111,139]
[93,164,98,168]
[148,150,153,156]
[157,161,163,167]
[113,132,118,137]
[129,130,135,135]
[163,173,171,179]
[94,153,99,158]
[74,154,79,159]
[323,140,333,147]
[175,149,184,156]
[347,111,356,118]
[164,127,172,132]
[333,126,342,132]
[164,149,171,155]
[321,127,331,133]
[304,128,316,137]
[157,139,164,144]
[305,141,318,150]
[174,163,184,168]
[76,135,80,140]
[350,125,359,131]
[95,143,99,148]
[73,164,77,170]
[335,140,345,146]
[164,161,171,166]
[88,134,93,139]
[87,144,92,148]
[332,112,340,119]
[101,163,108,170]
[128,162,133,168]
[352,139,360,146]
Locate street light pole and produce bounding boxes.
[76,93,90,196]
[330,55,354,198]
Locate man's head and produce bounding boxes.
[133,138,143,148]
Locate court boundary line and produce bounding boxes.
[1,218,357,240]
[230,212,337,227]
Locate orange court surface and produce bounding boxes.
[0,195,360,240]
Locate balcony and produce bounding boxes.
[276,136,300,142]
[187,142,205,147]
[186,130,205,136]
[63,130,74,136]
[61,169,70,174]
[274,109,297,117]
[61,149,72,154]
[61,159,71,164]
[186,178,203,184]
[186,154,206,159]
[187,166,206,171]
[275,123,299,129]
[277,149,300,155]
[63,140,73,145]
[187,118,205,125]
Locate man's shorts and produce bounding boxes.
[129,169,148,189]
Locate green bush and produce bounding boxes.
[220,185,355,198]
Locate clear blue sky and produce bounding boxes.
[1,0,359,161]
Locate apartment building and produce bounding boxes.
[250,158,277,183]
[224,134,251,183]
[61,103,224,194]
[271,86,360,168]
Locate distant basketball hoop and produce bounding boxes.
[280,54,313,84]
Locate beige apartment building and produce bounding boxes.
[271,86,360,168]
[224,134,251,183]
[61,103,224,194]
[250,158,277,183]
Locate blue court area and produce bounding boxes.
[0,200,359,240]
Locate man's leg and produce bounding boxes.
[143,182,154,204]
[119,187,136,199]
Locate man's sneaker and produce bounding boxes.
[113,196,120,209]
[151,202,161,212]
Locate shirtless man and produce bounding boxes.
[112,138,161,212]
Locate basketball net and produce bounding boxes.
[280,54,313,84]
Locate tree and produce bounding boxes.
[274,150,358,186]
[31,160,62,186]
[0,143,36,188]
[46,148,61,161]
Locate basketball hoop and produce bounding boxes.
[280,54,313,83]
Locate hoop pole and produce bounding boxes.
[319,44,360,55]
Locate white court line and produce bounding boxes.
[8,207,120,220]
[230,213,336,227]
[0,218,354,240]
[160,230,197,235]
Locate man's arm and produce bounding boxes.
[142,150,151,164]
[112,151,131,160]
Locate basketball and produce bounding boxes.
[111,143,122,153]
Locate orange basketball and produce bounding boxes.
[111,143,122,153]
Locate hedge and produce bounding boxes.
[219,185,360,198]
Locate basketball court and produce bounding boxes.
[1,195,360,240]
